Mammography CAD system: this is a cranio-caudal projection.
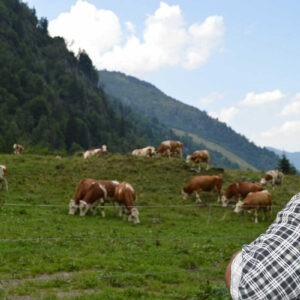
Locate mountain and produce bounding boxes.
[0,0,243,169]
[99,70,280,171]
[268,147,300,171]
[0,0,175,154]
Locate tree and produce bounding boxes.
[278,154,297,175]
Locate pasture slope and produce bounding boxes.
[0,154,299,299]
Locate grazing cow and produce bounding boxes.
[260,170,284,189]
[114,182,140,224]
[186,150,210,171]
[234,190,272,223]
[156,140,183,158]
[13,144,24,154]
[181,175,222,203]
[69,179,119,215]
[83,145,107,159]
[69,178,96,215]
[79,183,108,217]
[132,146,156,157]
[221,181,264,207]
[0,165,8,191]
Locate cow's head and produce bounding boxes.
[185,155,191,163]
[128,207,140,224]
[221,195,229,207]
[234,200,244,214]
[79,200,89,216]
[68,199,78,215]
[260,178,267,185]
[181,189,188,200]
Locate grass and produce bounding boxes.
[0,153,299,299]
[173,128,257,170]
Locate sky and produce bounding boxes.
[23,0,300,152]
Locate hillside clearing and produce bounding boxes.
[0,154,299,299]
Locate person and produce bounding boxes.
[225,192,300,299]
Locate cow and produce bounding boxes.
[13,144,24,154]
[132,146,156,157]
[69,178,96,215]
[260,170,284,189]
[221,181,265,207]
[181,175,222,203]
[234,190,272,223]
[156,140,183,158]
[69,179,119,216]
[114,182,140,224]
[79,183,108,217]
[0,165,8,191]
[186,150,210,171]
[83,145,107,159]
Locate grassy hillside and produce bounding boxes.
[0,154,299,299]
[173,128,257,170]
[99,70,280,171]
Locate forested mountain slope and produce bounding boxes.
[99,70,279,171]
[0,0,175,154]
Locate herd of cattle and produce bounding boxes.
[0,141,285,224]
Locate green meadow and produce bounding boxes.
[0,154,299,299]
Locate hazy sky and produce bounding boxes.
[24,0,300,152]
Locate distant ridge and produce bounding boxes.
[99,70,279,171]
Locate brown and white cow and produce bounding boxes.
[221,181,264,207]
[181,175,222,203]
[260,170,284,189]
[234,190,272,223]
[79,183,108,217]
[156,140,183,158]
[114,182,140,224]
[186,150,210,171]
[13,144,24,154]
[83,145,107,159]
[132,146,156,157]
[0,165,8,191]
[69,178,97,215]
[69,179,119,215]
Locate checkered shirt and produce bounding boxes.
[238,192,300,299]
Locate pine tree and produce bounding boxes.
[278,154,297,175]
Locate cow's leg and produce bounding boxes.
[195,192,202,203]
[4,178,8,191]
[113,202,123,217]
[79,200,90,216]
[254,209,258,223]
[90,200,99,215]
[197,163,201,172]
[99,198,105,217]
[122,207,127,221]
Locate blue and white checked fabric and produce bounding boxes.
[238,193,300,299]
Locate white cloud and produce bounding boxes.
[240,89,284,107]
[199,92,224,106]
[261,121,300,138]
[255,120,300,152]
[184,16,225,69]
[217,106,239,123]
[280,93,300,116]
[49,0,121,60]
[48,0,225,74]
